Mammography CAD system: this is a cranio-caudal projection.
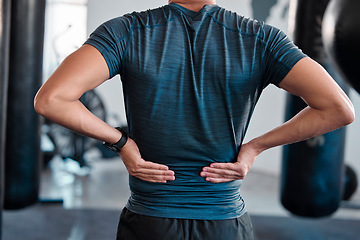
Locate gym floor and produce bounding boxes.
[3,152,360,240]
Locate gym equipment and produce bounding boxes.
[1,0,11,238]
[342,165,358,201]
[4,0,46,209]
[322,0,360,94]
[281,0,349,217]
[323,0,359,201]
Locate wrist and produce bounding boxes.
[245,138,267,156]
[103,127,129,153]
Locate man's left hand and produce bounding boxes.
[200,143,259,183]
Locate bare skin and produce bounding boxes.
[200,57,354,183]
[168,0,216,11]
[34,1,354,184]
[34,45,175,183]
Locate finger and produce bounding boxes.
[135,168,175,177]
[200,170,232,178]
[201,171,244,181]
[138,162,175,176]
[201,164,245,179]
[134,172,175,183]
[130,166,175,182]
[209,162,238,170]
[142,160,171,170]
[201,167,237,176]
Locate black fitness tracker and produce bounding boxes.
[103,127,129,153]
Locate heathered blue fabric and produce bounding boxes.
[85,3,306,220]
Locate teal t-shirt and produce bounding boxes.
[85,3,306,220]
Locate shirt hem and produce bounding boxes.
[125,202,247,220]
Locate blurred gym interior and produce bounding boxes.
[1,0,360,239]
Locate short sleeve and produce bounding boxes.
[260,24,307,87]
[84,16,132,78]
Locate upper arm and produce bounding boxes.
[279,57,354,122]
[35,44,110,104]
[279,57,349,109]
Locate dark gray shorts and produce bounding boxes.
[116,208,254,240]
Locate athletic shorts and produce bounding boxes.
[116,208,254,240]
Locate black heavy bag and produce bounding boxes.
[281,0,349,217]
[322,0,360,202]
[342,165,358,201]
[1,0,11,237]
[4,0,46,209]
[322,0,360,94]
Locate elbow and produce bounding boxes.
[33,91,53,118]
[34,93,46,117]
[336,100,355,127]
[343,106,355,126]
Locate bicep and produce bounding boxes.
[278,57,350,111]
[36,44,110,103]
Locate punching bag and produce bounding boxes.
[1,0,11,238]
[4,0,46,209]
[281,0,349,217]
[322,0,360,94]
[322,0,360,202]
[342,165,358,201]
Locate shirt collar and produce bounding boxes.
[168,2,219,17]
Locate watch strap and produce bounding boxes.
[103,127,129,153]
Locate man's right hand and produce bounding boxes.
[119,138,175,183]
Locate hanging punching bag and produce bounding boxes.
[322,0,360,202]
[4,0,46,209]
[1,0,11,238]
[322,0,360,93]
[281,0,350,218]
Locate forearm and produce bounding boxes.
[34,45,122,144]
[201,58,355,183]
[35,97,121,144]
[247,57,355,155]
[247,104,353,155]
